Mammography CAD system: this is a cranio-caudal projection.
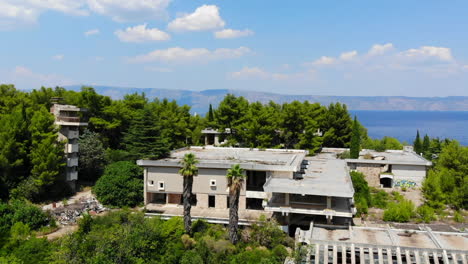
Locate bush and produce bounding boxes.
[350,171,371,215]
[416,205,436,223]
[0,200,53,237]
[454,211,465,223]
[337,150,350,159]
[93,161,143,207]
[383,200,415,222]
[370,189,389,209]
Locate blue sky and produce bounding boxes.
[1,0,468,96]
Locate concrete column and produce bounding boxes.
[323,244,328,264]
[341,246,346,264]
[327,196,332,209]
[377,248,384,264]
[442,250,449,264]
[204,135,208,145]
[332,245,337,264]
[422,252,430,264]
[314,244,320,264]
[239,195,246,210]
[451,253,458,264]
[414,251,421,264]
[432,252,439,264]
[405,250,412,264]
[359,247,365,264]
[143,168,148,205]
[198,193,209,208]
[386,249,393,264]
[214,134,219,146]
[351,244,355,264]
[369,248,374,264]
[215,195,227,209]
[460,254,467,264]
[285,193,290,206]
[396,247,402,264]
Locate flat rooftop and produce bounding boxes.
[322,148,432,166]
[308,225,468,252]
[264,153,355,198]
[137,146,307,172]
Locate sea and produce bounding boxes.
[350,111,468,146]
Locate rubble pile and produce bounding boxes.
[49,198,107,225]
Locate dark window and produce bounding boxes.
[380,178,392,188]
[246,171,267,191]
[246,198,263,210]
[208,195,215,208]
[226,196,230,208]
[190,194,197,206]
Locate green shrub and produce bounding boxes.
[350,171,371,215]
[337,150,350,159]
[93,161,143,207]
[383,200,415,222]
[416,205,436,223]
[454,211,465,223]
[370,189,389,209]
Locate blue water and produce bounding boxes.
[350,111,468,146]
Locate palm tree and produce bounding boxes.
[226,164,246,244]
[179,153,199,234]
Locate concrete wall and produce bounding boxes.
[355,163,383,187]
[392,164,426,187]
[269,171,293,179]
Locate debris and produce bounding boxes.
[48,197,107,225]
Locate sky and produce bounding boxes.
[1,0,468,96]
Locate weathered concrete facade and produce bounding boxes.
[138,147,356,227]
[50,103,87,190]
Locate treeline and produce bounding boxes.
[1,85,361,202]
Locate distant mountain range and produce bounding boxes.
[65,85,468,113]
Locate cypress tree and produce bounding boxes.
[350,116,361,159]
[207,104,214,123]
[413,130,423,155]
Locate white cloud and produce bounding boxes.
[87,0,171,22]
[52,54,64,60]
[168,5,225,32]
[399,46,453,62]
[84,28,100,36]
[214,29,254,39]
[128,46,251,63]
[309,56,336,66]
[340,50,357,61]
[115,24,170,43]
[0,0,88,30]
[4,66,74,88]
[368,43,394,56]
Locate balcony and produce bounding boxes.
[66,144,79,153]
[264,193,354,218]
[67,157,78,167]
[68,130,79,139]
[66,171,78,181]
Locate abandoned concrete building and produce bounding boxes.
[50,103,88,190]
[137,146,356,230]
[323,148,432,189]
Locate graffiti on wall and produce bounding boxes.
[394,180,416,188]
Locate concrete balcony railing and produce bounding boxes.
[68,130,79,139]
[57,116,81,122]
[67,157,78,167]
[66,144,79,153]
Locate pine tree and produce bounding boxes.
[422,134,430,154]
[350,116,361,158]
[413,130,423,155]
[28,106,65,194]
[124,107,169,160]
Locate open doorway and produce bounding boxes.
[380,177,393,188]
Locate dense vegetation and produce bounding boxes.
[0,210,293,264]
[1,84,359,203]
